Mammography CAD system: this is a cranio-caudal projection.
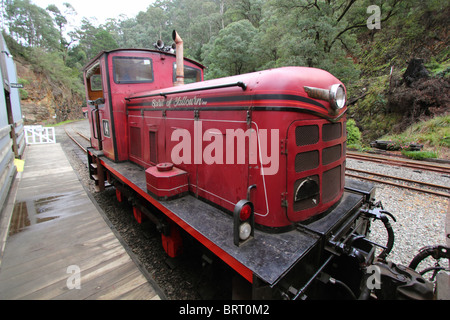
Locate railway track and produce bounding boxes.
[63,125,92,167]
[345,169,449,198]
[346,151,449,198]
[347,151,450,175]
[64,123,92,151]
[64,127,87,153]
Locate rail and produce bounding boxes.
[125,81,247,101]
[64,127,88,153]
[347,151,450,175]
[345,154,450,198]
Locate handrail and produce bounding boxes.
[125,81,247,102]
[88,98,105,106]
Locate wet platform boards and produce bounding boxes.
[0,143,164,300]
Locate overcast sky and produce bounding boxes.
[33,0,154,24]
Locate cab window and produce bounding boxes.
[90,74,102,91]
[173,64,202,84]
[85,62,104,102]
[113,57,154,84]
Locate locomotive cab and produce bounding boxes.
[83,48,204,163]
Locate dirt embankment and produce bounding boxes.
[15,59,84,125]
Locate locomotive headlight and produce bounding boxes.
[304,84,347,112]
[239,222,252,241]
[329,84,346,110]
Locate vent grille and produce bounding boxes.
[295,150,319,172]
[322,144,342,166]
[323,123,342,142]
[296,125,319,146]
[290,119,346,217]
[322,166,341,203]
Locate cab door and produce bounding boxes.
[85,62,105,151]
[85,58,116,161]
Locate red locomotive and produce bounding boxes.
[83,31,438,299]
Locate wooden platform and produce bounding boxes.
[0,143,164,300]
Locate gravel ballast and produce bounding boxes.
[347,158,449,269]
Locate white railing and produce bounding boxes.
[24,125,56,144]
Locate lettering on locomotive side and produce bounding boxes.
[171,121,280,175]
[152,96,207,108]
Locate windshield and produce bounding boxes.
[173,64,202,84]
[113,57,154,84]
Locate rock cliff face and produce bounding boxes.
[15,59,85,125]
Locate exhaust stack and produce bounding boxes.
[172,30,184,86]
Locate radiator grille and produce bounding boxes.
[323,122,342,141]
[322,166,341,203]
[296,125,319,146]
[295,150,319,172]
[291,119,346,217]
[322,144,342,166]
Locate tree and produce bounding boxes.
[356,0,449,76]
[46,4,67,49]
[226,0,263,28]
[170,0,227,60]
[257,0,360,83]
[202,19,258,79]
[46,2,77,61]
[5,0,59,49]
[73,18,119,61]
[267,0,407,83]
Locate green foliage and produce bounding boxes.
[346,119,362,147]
[255,0,364,84]
[400,150,438,160]
[347,75,397,143]
[425,57,450,78]
[381,115,450,150]
[73,18,119,61]
[18,78,29,100]
[357,0,449,77]
[202,19,258,78]
[47,119,78,127]
[226,0,263,27]
[5,0,59,49]
[27,47,84,95]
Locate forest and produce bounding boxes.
[1,0,449,153]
